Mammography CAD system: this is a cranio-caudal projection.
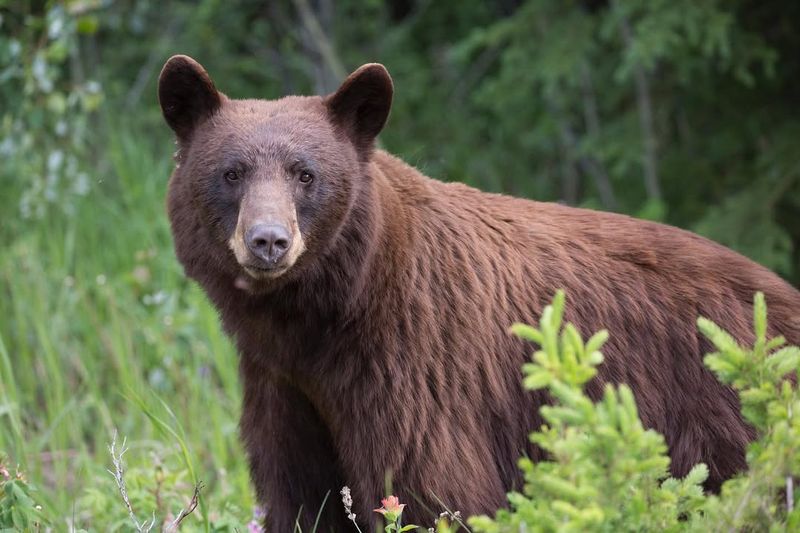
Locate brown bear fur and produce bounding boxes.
[158,55,800,531]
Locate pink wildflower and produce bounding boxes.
[374,495,406,521]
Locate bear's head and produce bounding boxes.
[158,55,393,294]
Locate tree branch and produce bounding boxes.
[579,62,617,209]
[165,482,204,532]
[617,7,662,201]
[292,0,347,93]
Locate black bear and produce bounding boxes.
[158,55,800,530]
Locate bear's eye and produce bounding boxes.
[224,170,240,183]
[299,170,314,184]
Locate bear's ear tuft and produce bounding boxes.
[158,55,222,140]
[325,63,393,153]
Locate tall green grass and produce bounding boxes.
[0,128,253,529]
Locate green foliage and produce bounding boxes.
[80,438,248,532]
[696,293,800,530]
[470,290,800,532]
[0,457,48,532]
[0,2,103,229]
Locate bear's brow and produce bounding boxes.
[216,141,256,168]
[217,137,286,164]
[216,140,320,177]
[287,156,318,174]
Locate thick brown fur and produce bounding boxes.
[158,56,800,531]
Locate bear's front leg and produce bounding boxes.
[239,374,353,532]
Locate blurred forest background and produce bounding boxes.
[1,0,799,530]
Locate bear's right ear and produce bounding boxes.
[158,55,222,140]
[325,63,393,154]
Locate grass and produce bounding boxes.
[0,126,254,530]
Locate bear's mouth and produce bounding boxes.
[233,262,293,294]
[241,262,289,279]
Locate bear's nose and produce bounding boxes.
[245,223,291,264]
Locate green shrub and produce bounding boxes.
[469,291,799,532]
[0,455,49,531]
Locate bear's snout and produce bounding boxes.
[245,223,291,265]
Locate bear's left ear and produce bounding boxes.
[325,63,393,153]
[158,55,222,140]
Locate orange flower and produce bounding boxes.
[374,495,406,521]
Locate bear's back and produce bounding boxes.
[374,148,798,340]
